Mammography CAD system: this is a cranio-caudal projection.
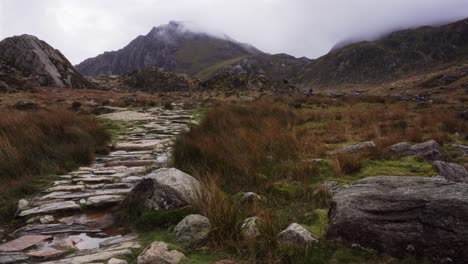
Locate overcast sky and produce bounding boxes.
[1,0,467,64]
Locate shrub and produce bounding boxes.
[331,153,364,177]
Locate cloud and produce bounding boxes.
[1,0,467,64]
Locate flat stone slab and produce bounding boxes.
[19,201,80,217]
[26,248,67,259]
[13,224,101,237]
[105,160,156,167]
[115,141,160,151]
[99,111,155,121]
[0,252,29,264]
[0,235,51,252]
[41,189,132,200]
[86,195,125,207]
[41,249,132,264]
[47,185,85,192]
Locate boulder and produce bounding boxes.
[174,214,211,247]
[327,176,468,263]
[14,100,37,110]
[240,192,261,204]
[92,106,126,115]
[452,144,468,156]
[137,241,185,264]
[433,161,468,183]
[121,168,200,213]
[277,223,318,245]
[333,141,376,154]
[388,140,443,161]
[240,217,260,240]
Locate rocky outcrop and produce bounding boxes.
[332,141,376,154]
[174,214,211,247]
[327,176,468,263]
[433,161,468,183]
[76,21,260,76]
[277,223,318,245]
[137,241,185,264]
[388,140,444,161]
[121,168,200,214]
[86,67,201,92]
[201,71,298,94]
[0,34,91,88]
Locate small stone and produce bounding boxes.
[137,241,185,264]
[277,223,318,245]
[240,217,260,240]
[240,192,261,203]
[39,215,55,224]
[174,214,211,247]
[17,199,29,211]
[108,258,128,264]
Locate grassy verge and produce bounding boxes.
[0,108,111,224]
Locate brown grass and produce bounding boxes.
[331,153,365,177]
[0,108,111,223]
[173,101,303,192]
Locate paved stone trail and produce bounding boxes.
[0,105,194,264]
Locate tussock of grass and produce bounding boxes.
[0,108,111,224]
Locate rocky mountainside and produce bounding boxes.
[76,21,261,76]
[89,67,201,92]
[298,17,468,86]
[0,34,91,90]
[206,18,468,87]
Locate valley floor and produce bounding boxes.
[0,87,467,263]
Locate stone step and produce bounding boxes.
[19,201,80,217]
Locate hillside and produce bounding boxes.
[298,17,468,86]
[0,34,91,90]
[76,21,261,76]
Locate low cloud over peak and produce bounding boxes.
[1,0,467,64]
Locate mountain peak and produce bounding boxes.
[76,22,261,76]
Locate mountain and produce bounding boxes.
[76,21,261,76]
[0,34,91,90]
[298,17,468,86]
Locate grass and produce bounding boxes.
[167,96,466,263]
[0,108,111,224]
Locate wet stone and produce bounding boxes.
[0,235,51,252]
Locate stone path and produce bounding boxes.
[0,105,195,264]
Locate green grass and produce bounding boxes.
[194,56,248,81]
[97,118,127,143]
[122,229,224,264]
[358,157,436,177]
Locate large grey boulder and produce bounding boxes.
[388,140,443,161]
[433,161,468,183]
[137,241,185,264]
[174,214,211,247]
[277,223,318,245]
[121,168,200,213]
[327,176,468,263]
